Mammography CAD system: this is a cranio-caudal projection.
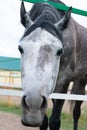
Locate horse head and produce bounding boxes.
[19,2,72,127]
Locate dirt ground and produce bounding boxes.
[0,111,43,130]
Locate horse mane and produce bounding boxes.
[29,0,66,24]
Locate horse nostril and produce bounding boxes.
[41,96,47,110]
[22,95,29,110]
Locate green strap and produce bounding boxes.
[22,0,87,16]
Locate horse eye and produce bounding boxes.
[18,46,24,54]
[57,48,64,56]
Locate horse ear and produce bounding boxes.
[55,7,72,30]
[20,1,33,28]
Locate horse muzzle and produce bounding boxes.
[21,110,42,127]
[21,91,47,127]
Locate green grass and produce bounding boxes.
[0,102,22,116]
[0,102,87,130]
[61,112,87,130]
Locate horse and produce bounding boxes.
[19,1,87,130]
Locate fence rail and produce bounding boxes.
[0,88,87,101]
[0,89,23,97]
[49,93,87,101]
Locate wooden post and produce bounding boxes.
[8,71,12,106]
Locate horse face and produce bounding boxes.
[19,27,63,126]
[19,2,72,127]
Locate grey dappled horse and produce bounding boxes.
[19,1,87,130]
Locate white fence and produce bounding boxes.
[0,88,23,97]
[0,88,87,101]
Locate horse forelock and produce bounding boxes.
[21,20,63,42]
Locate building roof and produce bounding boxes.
[0,56,20,71]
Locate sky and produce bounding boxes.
[0,0,87,58]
